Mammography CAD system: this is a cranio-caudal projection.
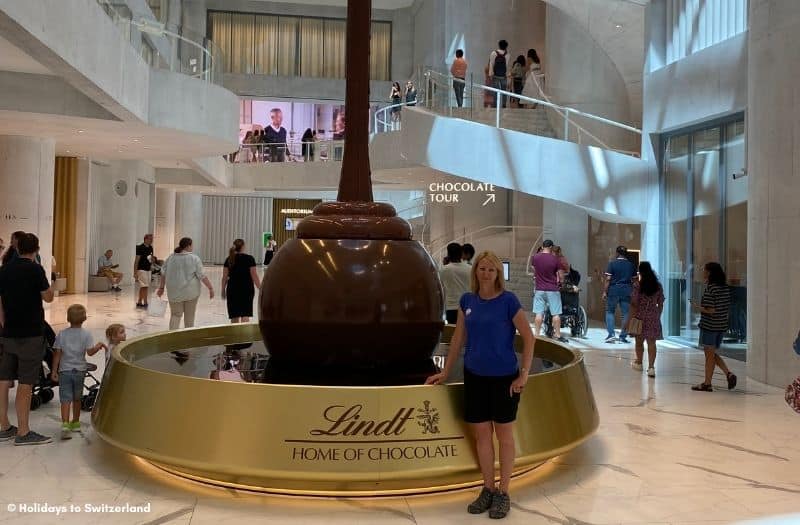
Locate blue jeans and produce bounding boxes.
[606,294,631,338]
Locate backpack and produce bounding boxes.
[493,51,507,77]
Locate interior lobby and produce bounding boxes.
[0,0,799,523]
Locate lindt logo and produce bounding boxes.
[309,402,441,437]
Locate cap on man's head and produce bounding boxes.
[542,239,554,248]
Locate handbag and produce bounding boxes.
[786,377,800,414]
[147,298,168,318]
[628,318,643,336]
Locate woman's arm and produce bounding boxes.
[425,309,467,385]
[510,310,535,394]
[250,266,261,289]
[201,275,215,299]
[221,267,229,299]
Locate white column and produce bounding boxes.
[155,188,176,259]
[543,199,589,308]
[175,192,203,257]
[0,136,55,279]
[747,0,800,387]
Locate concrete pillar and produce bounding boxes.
[0,136,55,279]
[747,0,800,387]
[155,188,176,259]
[175,192,203,257]
[72,159,91,293]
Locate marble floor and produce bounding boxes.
[1,267,799,525]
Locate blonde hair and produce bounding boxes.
[67,304,87,325]
[470,251,506,293]
[106,323,125,342]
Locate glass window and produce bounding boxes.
[664,134,690,340]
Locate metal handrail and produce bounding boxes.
[373,97,424,133]
[426,225,543,268]
[230,140,344,163]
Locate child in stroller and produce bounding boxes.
[29,321,57,410]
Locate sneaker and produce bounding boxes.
[489,491,511,519]
[647,367,656,378]
[727,373,737,390]
[0,424,17,441]
[691,383,713,392]
[61,423,72,440]
[14,430,52,446]
[618,337,630,344]
[135,303,145,309]
[467,487,495,514]
[631,362,643,372]
[604,335,617,343]
[69,421,81,432]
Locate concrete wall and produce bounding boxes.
[545,4,634,154]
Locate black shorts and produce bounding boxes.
[463,368,521,424]
[0,336,46,385]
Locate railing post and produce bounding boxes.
[496,90,501,128]
[448,73,453,118]
[469,73,474,120]
[564,108,570,140]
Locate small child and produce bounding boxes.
[104,323,126,365]
[50,304,106,440]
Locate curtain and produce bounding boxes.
[208,12,232,73]
[230,13,255,74]
[277,16,299,76]
[370,22,391,81]
[323,19,346,78]
[54,157,78,293]
[254,15,278,75]
[300,18,324,77]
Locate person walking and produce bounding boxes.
[690,262,737,392]
[510,55,526,107]
[488,39,509,108]
[133,234,154,309]
[390,82,402,123]
[532,240,568,343]
[450,49,468,107]
[521,48,542,107]
[157,237,214,330]
[263,233,277,266]
[221,239,261,323]
[602,246,637,343]
[426,251,534,520]
[438,243,471,324]
[627,261,664,377]
[405,81,417,106]
[0,233,55,445]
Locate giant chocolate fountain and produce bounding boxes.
[258,2,444,385]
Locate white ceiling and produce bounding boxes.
[0,110,237,161]
[250,0,413,8]
[0,34,51,75]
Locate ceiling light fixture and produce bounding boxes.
[132,138,140,142]
[614,23,623,29]
[77,129,85,133]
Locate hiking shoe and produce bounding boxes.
[647,367,656,378]
[489,491,511,519]
[61,424,72,440]
[631,361,643,371]
[14,431,52,446]
[691,383,713,392]
[467,487,495,514]
[604,335,617,343]
[69,421,81,432]
[727,373,737,390]
[0,425,17,441]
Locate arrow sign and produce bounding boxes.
[482,194,496,206]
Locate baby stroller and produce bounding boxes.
[543,268,588,339]
[30,322,57,410]
[81,363,101,411]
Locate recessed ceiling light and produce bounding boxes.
[66,150,71,153]
[77,129,85,133]
[132,138,140,142]
[615,23,623,29]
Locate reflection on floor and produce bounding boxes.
[0,267,797,524]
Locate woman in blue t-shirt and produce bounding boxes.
[426,250,535,519]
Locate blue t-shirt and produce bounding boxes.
[459,290,522,376]
[605,258,636,296]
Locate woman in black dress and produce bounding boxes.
[221,239,261,323]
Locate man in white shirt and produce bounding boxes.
[97,249,123,291]
[438,243,472,324]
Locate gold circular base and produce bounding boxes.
[147,459,546,497]
[92,324,599,496]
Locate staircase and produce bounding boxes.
[446,106,557,139]
[505,255,534,309]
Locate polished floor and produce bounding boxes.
[1,267,798,524]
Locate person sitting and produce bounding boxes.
[97,249,123,291]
